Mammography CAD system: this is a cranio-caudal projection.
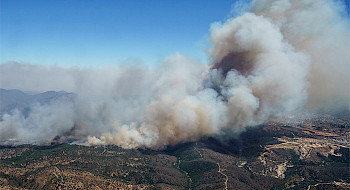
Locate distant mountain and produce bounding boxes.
[0,89,75,117]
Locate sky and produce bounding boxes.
[0,0,243,67]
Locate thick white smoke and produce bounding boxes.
[0,0,348,148]
[250,0,350,111]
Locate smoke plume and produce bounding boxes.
[0,0,349,149]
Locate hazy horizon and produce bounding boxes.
[0,0,349,148]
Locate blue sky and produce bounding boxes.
[0,0,241,67]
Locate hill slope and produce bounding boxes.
[0,113,349,189]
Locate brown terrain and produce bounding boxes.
[0,112,349,189]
